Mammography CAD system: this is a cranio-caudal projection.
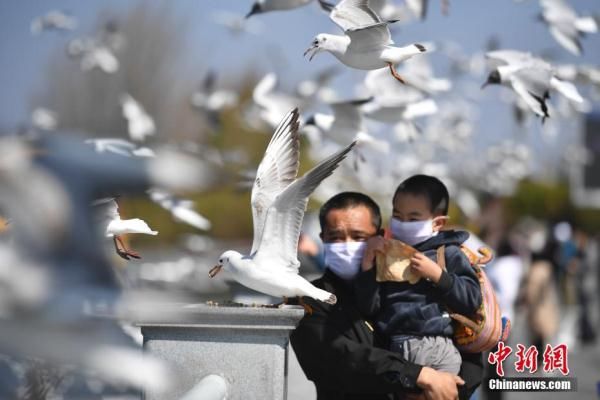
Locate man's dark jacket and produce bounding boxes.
[290,269,422,400]
[291,268,484,400]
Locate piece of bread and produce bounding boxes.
[375,238,420,284]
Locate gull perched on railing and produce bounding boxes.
[209,109,355,304]
[304,0,427,83]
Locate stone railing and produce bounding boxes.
[138,304,305,400]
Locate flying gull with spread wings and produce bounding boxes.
[209,108,355,304]
[482,49,585,122]
[304,0,427,83]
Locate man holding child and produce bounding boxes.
[291,175,484,400]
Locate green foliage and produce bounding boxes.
[506,179,572,222]
[505,179,600,232]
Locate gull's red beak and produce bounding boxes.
[208,264,223,278]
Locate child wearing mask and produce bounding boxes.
[355,174,482,374]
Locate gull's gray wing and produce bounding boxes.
[548,24,582,55]
[330,0,381,31]
[252,141,356,273]
[541,0,577,22]
[250,108,300,254]
[346,21,394,51]
[485,50,533,67]
[364,67,424,106]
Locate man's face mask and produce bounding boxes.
[389,217,443,246]
[323,241,368,280]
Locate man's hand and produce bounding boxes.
[410,253,443,283]
[361,236,385,271]
[416,367,464,400]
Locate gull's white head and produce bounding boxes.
[304,34,338,61]
[209,250,243,278]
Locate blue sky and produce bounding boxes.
[1,0,599,172]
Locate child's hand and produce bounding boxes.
[361,236,385,271]
[410,252,443,283]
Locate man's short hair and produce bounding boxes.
[319,192,382,232]
[392,174,449,215]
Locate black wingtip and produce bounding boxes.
[331,97,373,107]
[414,43,426,52]
[350,97,374,106]
[318,0,335,12]
[245,3,260,19]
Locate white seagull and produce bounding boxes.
[304,0,427,83]
[304,98,371,144]
[31,108,59,131]
[31,10,77,35]
[303,98,389,167]
[94,198,158,260]
[148,189,211,231]
[539,0,598,56]
[120,94,156,142]
[360,68,438,124]
[482,49,585,121]
[67,37,120,74]
[209,109,355,304]
[251,72,304,129]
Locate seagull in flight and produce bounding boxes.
[539,0,598,56]
[482,49,585,122]
[304,0,427,83]
[148,189,211,231]
[209,109,355,304]
[120,94,156,142]
[94,198,158,260]
[31,10,77,35]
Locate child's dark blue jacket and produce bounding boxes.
[354,230,482,339]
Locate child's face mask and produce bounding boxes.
[390,217,441,246]
[323,241,367,280]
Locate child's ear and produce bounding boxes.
[432,216,449,232]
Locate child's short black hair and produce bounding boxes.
[393,174,449,215]
[319,191,381,232]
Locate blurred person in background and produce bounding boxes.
[481,227,525,400]
[521,220,560,359]
[569,226,597,344]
